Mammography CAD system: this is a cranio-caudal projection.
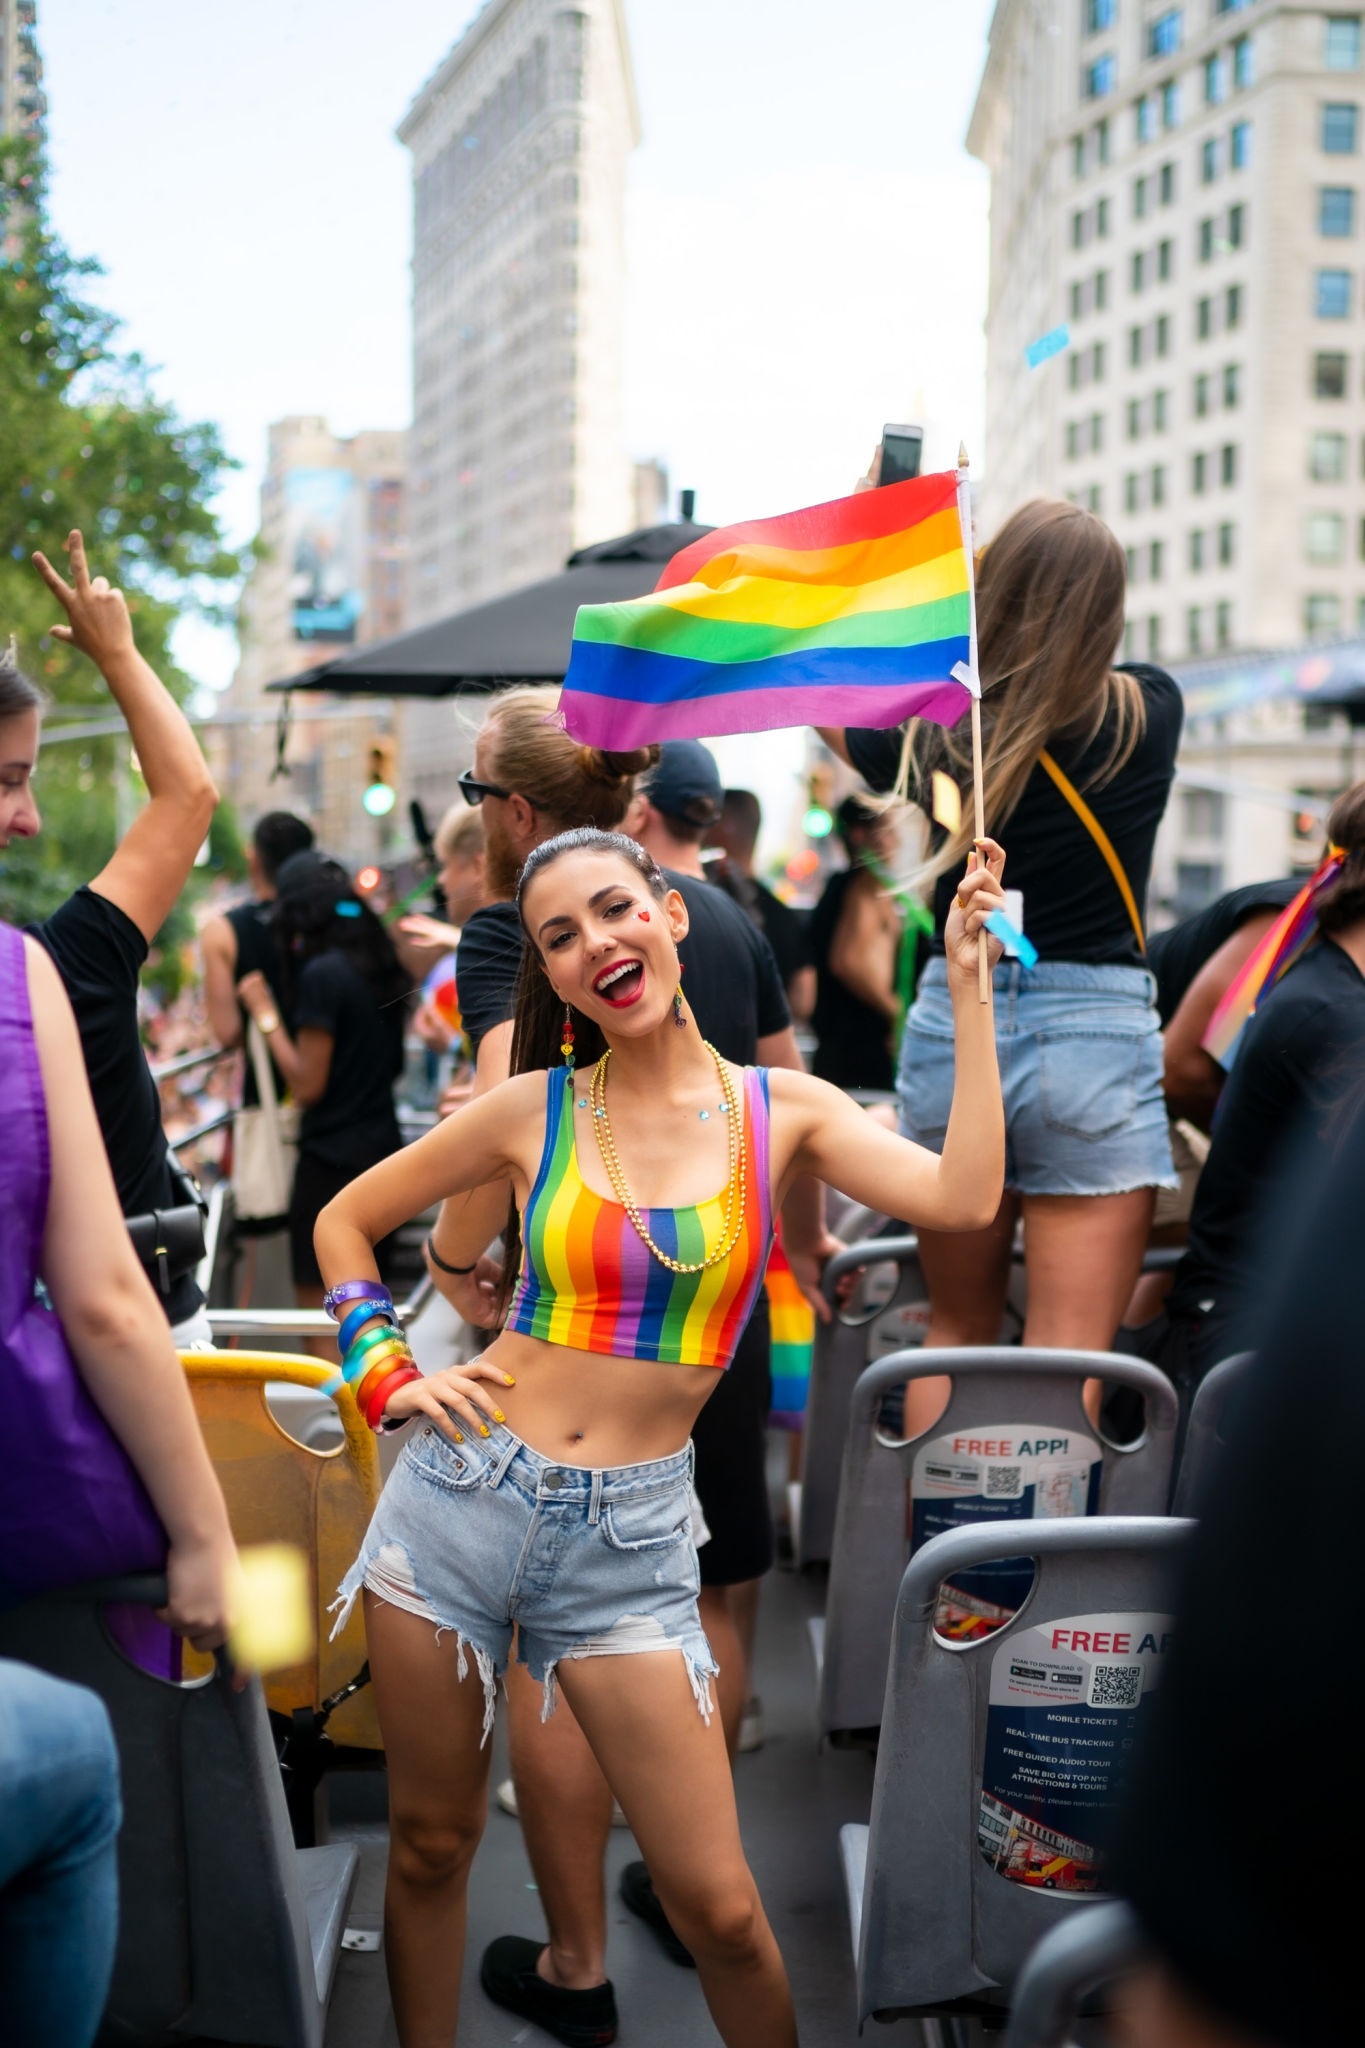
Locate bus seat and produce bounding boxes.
[1003,1901,1146,2048]
[0,1575,357,2048]
[843,1517,1189,2027]
[816,1348,1179,1741]
[1169,1351,1254,1515]
[180,1350,382,1754]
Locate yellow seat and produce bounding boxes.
[180,1350,382,1751]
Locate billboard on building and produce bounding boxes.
[286,468,365,643]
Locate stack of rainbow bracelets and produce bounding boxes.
[323,1280,421,1429]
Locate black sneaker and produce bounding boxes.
[619,1859,695,1968]
[479,1935,618,2047]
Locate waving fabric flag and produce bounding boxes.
[558,469,977,746]
[1202,844,1346,1070]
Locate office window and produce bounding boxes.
[1096,267,1110,308]
[1085,0,1116,30]
[1154,387,1169,429]
[1129,323,1144,366]
[1315,349,1349,395]
[1162,80,1181,130]
[1152,462,1167,504]
[1134,172,1149,216]
[1228,202,1245,248]
[1073,133,1087,178]
[1093,339,1107,379]
[1218,521,1235,565]
[1150,538,1164,581]
[1149,10,1182,60]
[1307,511,1345,562]
[1127,396,1142,438]
[1305,593,1343,634]
[1194,370,1210,415]
[1311,430,1348,478]
[1202,137,1219,183]
[1147,615,1162,658]
[1326,18,1362,71]
[1221,442,1238,485]
[1216,601,1232,648]
[1223,362,1240,407]
[1160,159,1178,202]
[1321,186,1356,235]
[1124,620,1137,659]
[1085,54,1118,99]
[1232,36,1254,91]
[1226,282,1243,326]
[1230,119,1251,169]
[1136,94,1156,145]
[1190,528,1206,571]
[1184,787,1226,837]
[1132,249,1146,292]
[1317,268,1352,316]
[1066,421,1081,460]
[1199,217,1215,261]
[1176,861,1225,907]
[1098,116,1112,163]
[1197,295,1214,338]
[1069,352,1084,390]
[1071,279,1085,320]
[1205,53,1226,106]
[1072,209,1086,249]
[1193,450,1208,493]
[1125,471,1141,511]
[1097,196,1111,237]
[1323,103,1359,154]
[1187,605,1203,653]
[1158,236,1173,279]
[1125,545,1139,582]
[1156,312,1171,354]
[1088,483,1103,514]
[1090,411,1105,451]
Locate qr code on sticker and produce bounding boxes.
[985,1464,1024,1498]
[1087,1662,1142,1709]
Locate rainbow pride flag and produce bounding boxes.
[559,470,977,745]
[1202,845,1345,1069]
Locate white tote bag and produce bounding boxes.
[231,1020,300,1226]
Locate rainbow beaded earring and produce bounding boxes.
[561,1004,576,1073]
[673,983,686,1027]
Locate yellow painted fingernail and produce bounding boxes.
[479,1424,491,1437]
[504,1375,515,1385]
[454,1431,464,1443]
[493,1409,506,1423]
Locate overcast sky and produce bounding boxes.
[40,0,993,689]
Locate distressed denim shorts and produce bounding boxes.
[331,1421,716,1743]
[897,958,1177,1199]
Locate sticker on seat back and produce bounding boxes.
[912,1423,1102,1640]
[977,1608,1174,1893]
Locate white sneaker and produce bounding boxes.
[496,1776,630,1826]
[738,1696,765,1754]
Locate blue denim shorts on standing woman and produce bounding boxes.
[897,958,1177,1198]
[331,1421,716,1742]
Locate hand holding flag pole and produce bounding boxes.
[954,445,990,1005]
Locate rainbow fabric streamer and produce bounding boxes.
[1202,846,1345,1069]
[765,1231,816,1427]
[558,470,977,745]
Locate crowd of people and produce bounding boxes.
[2,499,1362,2048]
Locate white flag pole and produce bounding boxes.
[955,444,989,1004]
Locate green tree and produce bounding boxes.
[0,134,243,932]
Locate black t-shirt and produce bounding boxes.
[843,663,1183,966]
[713,867,813,997]
[1146,877,1302,1027]
[809,867,896,1092]
[455,872,791,1066]
[1169,939,1365,1323]
[1114,1105,1365,2046]
[292,950,405,1172]
[226,897,290,1108]
[29,886,202,1326]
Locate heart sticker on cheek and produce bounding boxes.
[637,910,651,922]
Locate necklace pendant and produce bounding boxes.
[699,1109,710,1121]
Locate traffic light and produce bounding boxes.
[803,762,835,839]
[363,738,397,818]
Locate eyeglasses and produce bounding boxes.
[458,766,512,807]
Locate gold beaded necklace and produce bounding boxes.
[587,1041,748,1275]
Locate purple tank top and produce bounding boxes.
[0,921,167,1610]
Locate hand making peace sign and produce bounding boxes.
[31,530,137,671]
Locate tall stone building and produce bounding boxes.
[968,1,1365,907]
[1,1,44,148]
[211,417,408,862]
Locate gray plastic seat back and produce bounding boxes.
[1003,1902,1146,2048]
[1170,1351,1253,1515]
[0,1576,356,2048]
[818,1348,1179,1738]
[854,1516,1188,2025]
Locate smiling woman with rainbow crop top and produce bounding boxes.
[316,825,1008,2048]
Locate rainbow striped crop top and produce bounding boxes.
[504,1067,773,1370]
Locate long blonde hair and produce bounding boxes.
[908,499,1145,880]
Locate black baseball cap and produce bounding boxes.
[644,740,723,827]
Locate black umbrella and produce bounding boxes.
[266,520,713,698]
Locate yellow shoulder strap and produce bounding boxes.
[1037,749,1146,954]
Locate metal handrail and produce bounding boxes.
[206,1276,434,1343]
[149,1043,232,1084]
[169,1108,235,1154]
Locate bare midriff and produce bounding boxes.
[477,1327,720,1466]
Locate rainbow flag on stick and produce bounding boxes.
[1202,845,1346,1069]
[559,469,979,745]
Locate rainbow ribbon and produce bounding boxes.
[1202,846,1346,1069]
